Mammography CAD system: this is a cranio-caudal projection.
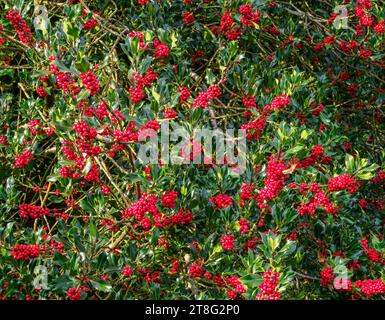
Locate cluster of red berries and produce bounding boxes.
[129,84,145,104]
[189,263,204,278]
[177,86,191,104]
[311,102,324,116]
[372,169,385,183]
[240,116,267,141]
[214,11,242,41]
[73,121,98,141]
[161,191,178,208]
[93,102,108,119]
[163,108,177,119]
[29,120,43,135]
[361,238,384,263]
[129,68,158,104]
[242,95,256,109]
[220,235,235,251]
[19,203,49,219]
[328,174,359,194]
[100,218,118,232]
[263,94,290,112]
[0,26,4,46]
[101,185,112,195]
[238,218,250,234]
[365,248,383,263]
[153,209,193,228]
[56,72,79,94]
[192,84,221,108]
[191,92,210,108]
[239,4,261,27]
[292,182,339,215]
[170,259,179,274]
[180,139,203,161]
[256,270,281,300]
[84,162,99,182]
[182,12,195,24]
[42,236,65,255]
[240,183,254,202]
[76,139,101,157]
[11,244,40,260]
[14,150,33,168]
[142,271,163,284]
[298,145,324,169]
[6,10,33,46]
[356,279,385,297]
[225,275,246,299]
[67,287,82,300]
[122,193,158,221]
[111,122,138,143]
[153,39,169,59]
[37,86,48,97]
[297,190,339,215]
[209,194,233,210]
[59,166,76,179]
[257,155,287,209]
[320,266,334,287]
[80,70,100,95]
[374,20,385,33]
[122,266,133,277]
[355,0,374,29]
[83,17,98,30]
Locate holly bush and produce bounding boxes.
[1,0,385,300]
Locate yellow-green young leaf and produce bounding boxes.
[277,128,286,141]
[365,163,380,172]
[33,6,49,36]
[82,158,93,175]
[300,129,311,140]
[130,36,139,55]
[144,31,152,42]
[181,185,187,196]
[251,21,260,30]
[213,243,223,254]
[152,89,161,103]
[62,20,79,41]
[205,69,216,85]
[170,32,178,48]
[360,158,368,168]
[345,154,355,172]
[268,236,280,252]
[357,172,375,180]
[285,145,304,156]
